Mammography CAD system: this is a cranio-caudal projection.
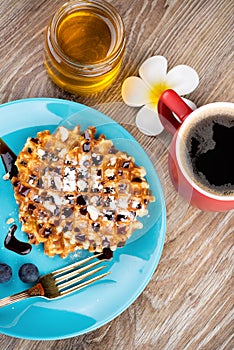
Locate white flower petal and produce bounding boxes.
[166,65,199,95]
[121,77,151,107]
[136,105,164,136]
[139,56,168,88]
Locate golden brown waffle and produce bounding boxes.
[11,126,155,258]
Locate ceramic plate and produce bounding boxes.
[0,98,166,340]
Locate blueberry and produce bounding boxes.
[0,263,12,283]
[18,263,39,283]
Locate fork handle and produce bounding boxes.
[0,283,45,308]
[0,291,30,307]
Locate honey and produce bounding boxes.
[57,11,113,64]
[44,1,125,95]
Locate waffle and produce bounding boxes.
[11,126,155,258]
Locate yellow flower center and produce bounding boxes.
[149,82,169,108]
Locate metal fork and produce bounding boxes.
[0,254,110,308]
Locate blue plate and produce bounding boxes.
[0,98,166,340]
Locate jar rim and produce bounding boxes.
[49,0,126,71]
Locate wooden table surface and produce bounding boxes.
[0,0,233,349]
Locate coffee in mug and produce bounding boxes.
[158,89,234,211]
[181,109,234,197]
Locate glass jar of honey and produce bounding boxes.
[44,0,126,95]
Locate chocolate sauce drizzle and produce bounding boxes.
[4,224,32,255]
[0,138,18,178]
[95,248,113,260]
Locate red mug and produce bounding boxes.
[158,89,234,211]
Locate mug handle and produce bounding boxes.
[158,89,193,135]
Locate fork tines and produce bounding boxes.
[44,253,110,297]
[0,254,111,308]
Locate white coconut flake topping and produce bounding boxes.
[63,167,77,192]
[44,202,56,213]
[118,196,129,209]
[87,205,100,221]
[105,169,115,178]
[54,176,63,191]
[59,126,69,142]
[131,199,141,209]
[77,179,88,192]
[51,192,65,206]
[110,157,117,166]
[38,149,45,158]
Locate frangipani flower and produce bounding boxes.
[121,56,199,136]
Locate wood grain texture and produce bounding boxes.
[0,0,233,349]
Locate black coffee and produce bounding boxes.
[184,113,234,196]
